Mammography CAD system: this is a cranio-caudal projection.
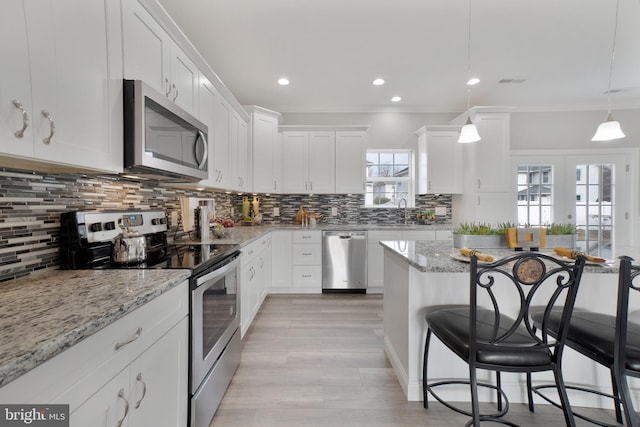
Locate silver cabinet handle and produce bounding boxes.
[116,389,129,427]
[134,373,147,409]
[172,84,178,102]
[12,100,29,138]
[41,110,55,144]
[165,78,171,97]
[274,180,277,190]
[114,327,142,350]
[195,130,208,170]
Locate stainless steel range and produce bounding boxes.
[60,209,241,427]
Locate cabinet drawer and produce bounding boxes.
[292,266,322,288]
[292,244,321,265]
[292,230,321,244]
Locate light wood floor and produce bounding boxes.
[210,294,622,426]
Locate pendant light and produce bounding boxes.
[458,0,481,143]
[592,0,625,142]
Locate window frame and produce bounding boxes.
[364,149,415,208]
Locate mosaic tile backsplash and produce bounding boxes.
[0,168,451,282]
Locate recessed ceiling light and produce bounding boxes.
[391,96,402,102]
[466,77,480,86]
[277,78,290,86]
[372,78,385,86]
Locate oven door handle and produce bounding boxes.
[195,257,239,288]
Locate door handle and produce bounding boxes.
[41,110,55,144]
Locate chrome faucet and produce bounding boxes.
[397,198,408,225]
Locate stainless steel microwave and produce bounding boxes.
[123,79,208,182]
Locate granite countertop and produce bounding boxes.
[380,240,628,274]
[0,269,190,388]
[178,223,452,248]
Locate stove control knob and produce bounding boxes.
[104,221,116,230]
[90,223,102,232]
[152,218,166,225]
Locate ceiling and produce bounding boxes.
[157,0,640,114]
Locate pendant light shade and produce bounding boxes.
[458,0,481,143]
[458,117,481,143]
[591,113,626,141]
[592,0,625,142]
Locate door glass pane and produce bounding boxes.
[575,164,614,258]
[517,165,553,226]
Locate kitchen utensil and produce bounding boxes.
[112,218,147,264]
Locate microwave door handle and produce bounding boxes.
[195,131,208,170]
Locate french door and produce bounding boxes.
[514,151,634,258]
[563,154,631,258]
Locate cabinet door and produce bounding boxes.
[70,369,131,427]
[473,113,510,192]
[169,41,199,116]
[128,318,188,427]
[231,111,249,191]
[0,0,33,158]
[252,113,279,193]
[122,0,171,97]
[418,130,463,194]
[308,132,335,193]
[25,0,120,172]
[335,131,365,194]
[271,231,292,290]
[281,132,309,193]
[214,94,232,188]
[199,78,224,187]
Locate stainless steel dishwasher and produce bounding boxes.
[322,231,367,293]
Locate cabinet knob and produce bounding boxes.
[165,78,171,97]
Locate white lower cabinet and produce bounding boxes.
[0,282,188,427]
[240,234,271,337]
[271,230,293,292]
[71,317,188,427]
[270,230,322,294]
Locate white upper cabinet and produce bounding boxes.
[122,0,199,116]
[0,0,122,173]
[416,126,463,194]
[230,110,250,192]
[246,106,280,194]
[281,132,309,193]
[0,0,33,159]
[281,130,335,194]
[308,132,335,193]
[335,131,366,194]
[199,77,229,188]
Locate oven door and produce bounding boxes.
[190,254,239,393]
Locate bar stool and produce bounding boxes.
[423,252,586,426]
[528,256,640,427]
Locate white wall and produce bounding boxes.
[281,112,456,150]
[510,108,639,151]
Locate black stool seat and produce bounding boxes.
[532,309,640,371]
[428,307,553,368]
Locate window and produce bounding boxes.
[517,165,553,226]
[365,150,414,207]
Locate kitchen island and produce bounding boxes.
[381,240,640,409]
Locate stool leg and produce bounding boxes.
[616,371,640,427]
[423,328,432,409]
[553,366,576,427]
[526,372,534,412]
[609,369,623,423]
[496,371,503,412]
